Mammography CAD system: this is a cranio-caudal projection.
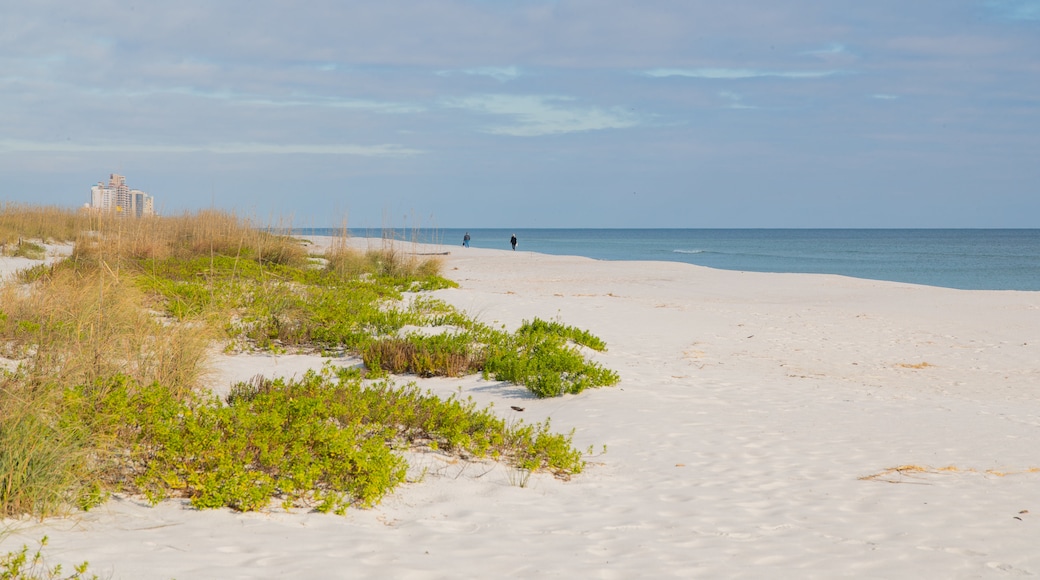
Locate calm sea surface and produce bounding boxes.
[298,228,1040,291]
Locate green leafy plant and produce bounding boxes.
[62,371,586,515]
[0,537,96,580]
[483,318,620,398]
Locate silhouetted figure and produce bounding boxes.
[463,232,471,247]
[510,234,517,251]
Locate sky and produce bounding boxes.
[1,0,1038,228]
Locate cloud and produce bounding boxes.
[802,44,850,57]
[644,68,842,80]
[440,94,639,136]
[439,66,523,82]
[249,95,425,114]
[79,85,426,114]
[871,94,899,100]
[0,140,422,157]
[800,44,858,65]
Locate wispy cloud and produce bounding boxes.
[871,94,899,100]
[439,66,523,83]
[644,68,842,80]
[81,86,426,114]
[0,140,423,157]
[246,95,425,114]
[441,94,639,137]
[802,44,850,57]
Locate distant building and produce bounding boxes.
[89,174,155,217]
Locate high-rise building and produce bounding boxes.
[89,174,155,217]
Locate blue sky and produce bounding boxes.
[1,1,1038,228]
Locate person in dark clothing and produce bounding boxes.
[463,232,471,247]
[510,234,517,250]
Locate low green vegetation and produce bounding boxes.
[9,241,46,261]
[483,319,619,398]
[0,206,616,521]
[63,369,585,515]
[0,537,96,580]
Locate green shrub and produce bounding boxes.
[68,375,402,513]
[63,372,585,515]
[331,373,585,474]
[516,318,608,351]
[483,319,619,398]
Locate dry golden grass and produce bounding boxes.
[1,203,306,267]
[414,255,444,278]
[861,464,1040,483]
[0,203,93,248]
[69,210,307,269]
[324,237,372,278]
[2,207,440,394]
[0,266,213,396]
[362,337,481,378]
[324,238,444,280]
[0,206,314,398]
[895,362,934,369]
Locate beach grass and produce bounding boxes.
[0,205,613,519]
[0,203,92,249]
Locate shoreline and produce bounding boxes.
[297,228,1040,292]
[3,237,1040,577]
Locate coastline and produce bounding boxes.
[3,239,1040,578]
[297,227,1040,291]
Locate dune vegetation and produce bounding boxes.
[0,204,617,523]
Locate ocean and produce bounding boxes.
[298,228,1040,292]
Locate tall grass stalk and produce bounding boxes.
[0,394,87,517]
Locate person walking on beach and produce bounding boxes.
[510,233,517,251]
[463,232,471,247]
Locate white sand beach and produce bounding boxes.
[3,238,1040,578]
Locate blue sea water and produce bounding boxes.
[299,228,1040,292]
